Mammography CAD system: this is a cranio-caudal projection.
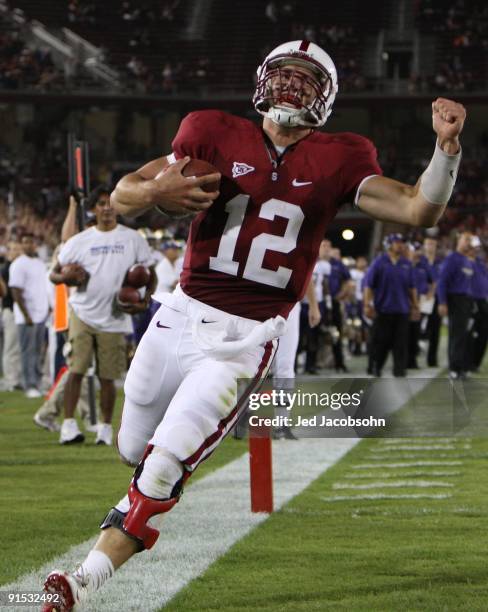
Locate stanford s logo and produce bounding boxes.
[232,162,255,178]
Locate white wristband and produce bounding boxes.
[419,141,461,205]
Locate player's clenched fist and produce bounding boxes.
[432,97,466,153]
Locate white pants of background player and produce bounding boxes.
[117,287,277,478]
[272,301,300,391]
[271,302,300,422]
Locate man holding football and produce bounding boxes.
[43,40,466,611]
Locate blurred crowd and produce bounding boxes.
[416,0,488,48]
[0,27,65,91]
[413,0,488,93]
[1,0,486,94]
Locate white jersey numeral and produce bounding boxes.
[209,195,304,288]
[208,195,249,275]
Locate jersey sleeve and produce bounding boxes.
[171,111,219,163]
[365,259,379,289]
[8,259,25,289]
[134,233,155,267]
[58,235,79,266]
[340,135,383,205]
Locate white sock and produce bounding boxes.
[115,494,130,513]
[74,550,114,592]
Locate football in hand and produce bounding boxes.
[125,264,151,288]
[61,263,88,286]
[182,158,221,193]
[117,286,141,306]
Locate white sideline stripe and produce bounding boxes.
[353,461,463,468]
[3,438,358,612]
[344,471,461,479]
[333,480,454,490]
[322,493,452,502]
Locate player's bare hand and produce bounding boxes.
[151,157,220,214]
[364,303,375,319]
[438,303,448,318]
[118,298,150,315]
[308,305,321,328]
[410,305,421,321]
[432,98,466,154]
[60,264,89,287]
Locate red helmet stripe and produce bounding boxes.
[299,40,310,52]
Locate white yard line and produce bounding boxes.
[333,480,454,490]
[353,461,463,468]
[332,480,454,491]
[380,437,468,444]
[372,445,457,451]
[343,470,461,479]
[322,493,453,502]
[367,453,467,460]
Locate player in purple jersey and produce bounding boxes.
[43,40,466,611]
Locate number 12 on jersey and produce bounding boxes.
[209,195,305,289]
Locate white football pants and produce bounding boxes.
[272,302,300,390]
[118,288,277,471]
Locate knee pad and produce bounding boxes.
[100,445,187,550]
[116,430,146,467]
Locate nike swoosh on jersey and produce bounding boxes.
[201,318,217,324]
[292,179,313,187]
[156,321,171,328]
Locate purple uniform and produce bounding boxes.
[366,254,414,314]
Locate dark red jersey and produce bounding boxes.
[173,110,382,321]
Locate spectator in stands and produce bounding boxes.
[437,231,475,379]
[0,240,23,391]
[8,233,49,397]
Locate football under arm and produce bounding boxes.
[111,156,171,218]
[356,175,447,228]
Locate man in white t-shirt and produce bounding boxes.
[9,233,49,398]
[153,239,183,299]
[50,188,156,445]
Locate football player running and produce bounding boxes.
[43,40,466,610]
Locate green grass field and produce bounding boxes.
[0,392,246,585]
[2,359,488,610]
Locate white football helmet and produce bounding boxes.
[253,40,338,128]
